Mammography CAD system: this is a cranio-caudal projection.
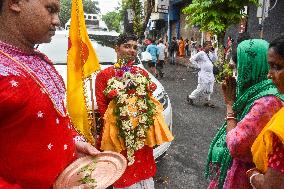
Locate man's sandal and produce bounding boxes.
[187,96,194,105]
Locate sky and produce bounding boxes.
[97,0,121,15]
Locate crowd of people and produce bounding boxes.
[137,36,202,79]
[1,0,284,188]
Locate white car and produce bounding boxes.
[38,31,172,159]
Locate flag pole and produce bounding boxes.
[89,76,97,147]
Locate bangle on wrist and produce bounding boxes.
[227,112,235,116]
[225,116,236,121]
[249,172,261,189]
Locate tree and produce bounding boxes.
[183,0,258,44]
[142,0,155,37]
[102,11,121,33]
[83,0,100,14]
[60,0,72,27]
[120,0,155,37]
[183,0,258,80]
[59,0,100,27]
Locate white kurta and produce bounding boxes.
[189,51,217,84]
[114,178,155,189]
[189,51,218,100]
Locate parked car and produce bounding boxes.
[37,31,172,159]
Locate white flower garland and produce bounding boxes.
[104,66,156,165]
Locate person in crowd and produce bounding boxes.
[186,41,218,108]
[146,39,159,77]
[190,37,197,57]
[205,39,284,189]
[197,44,203,52]
[164,36,169,63]
[178,37,185,57]
[225,36,233,61]
[95,33,174,189]
[247,34,284,189]
[137,38,144,59]
[0,0,99,188]
[169,37,178,65]
[185,38,190,57]
[157,39,166,78]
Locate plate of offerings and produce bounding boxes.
[54,151,127,189]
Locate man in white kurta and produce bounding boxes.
[187,41,218,107]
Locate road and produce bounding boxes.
[152,62,226,189]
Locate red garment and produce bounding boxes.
[0,42,76,189]
[268,134,284,173]
[225,37,232,55]
[95,66,156,188]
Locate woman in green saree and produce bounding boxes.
[205,39,284,189]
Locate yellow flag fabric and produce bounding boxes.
[251,107,284,173]
[67,0,100,145]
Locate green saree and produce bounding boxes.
[205,39,284,188]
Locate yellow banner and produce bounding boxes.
[67,0,100,145]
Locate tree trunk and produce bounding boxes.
[131,0,138,35]
[140,0,155,37]
[217,32,226,65]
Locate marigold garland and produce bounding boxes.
[104,60,156,165]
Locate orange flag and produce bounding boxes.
[67,0,100,145]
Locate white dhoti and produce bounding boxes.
[188,82,214,101]
[113,178,155,189]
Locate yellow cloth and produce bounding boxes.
[67,0,100,144]
[100,96,174,152]
[251,107,284,173]
[179,40,185,56]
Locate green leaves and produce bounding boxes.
[78,158,97,186]
[182,0,258,36]
[183,0,258,80]
[59,0,100,27]
[102,11,121,33]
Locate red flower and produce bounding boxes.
[130,67,138,74]
[108,89,118,99]
[147,82,157,92]
[140,109,147,113]
[126,60,134,67]
[116,70,124,77]
[127,89,136,95]
[120,116,129,120]
[138,95,146,99]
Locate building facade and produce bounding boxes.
[149,0,284,47]
[168,0,204,45]
[226,0,284,44]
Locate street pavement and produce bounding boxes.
[151,59,226,189]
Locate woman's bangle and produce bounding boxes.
[249,172,262,189]
[227,112,235,116]
[225,116,236,120]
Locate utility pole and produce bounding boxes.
[260,0,266,38]
[257,0,270,39]
[167,1,171,43]
[124,9,134,34]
